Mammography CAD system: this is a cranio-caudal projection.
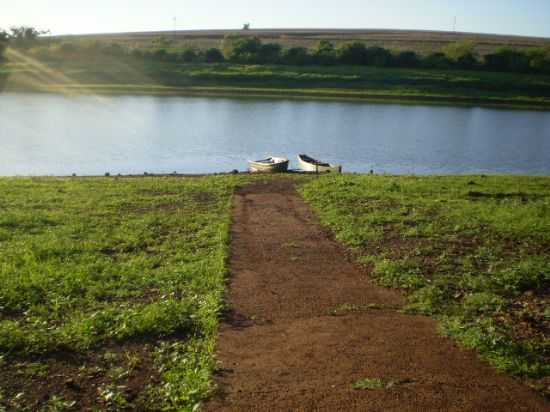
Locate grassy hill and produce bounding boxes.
[2,28,550,109]
[57,28,550,56]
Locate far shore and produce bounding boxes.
[4,84,550,111]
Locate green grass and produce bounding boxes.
[3,57,550,109]
[300,175,550,394]
[0,176,247,411]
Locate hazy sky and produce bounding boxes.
[2,0,550,38]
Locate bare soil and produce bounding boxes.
[205,179,548,412]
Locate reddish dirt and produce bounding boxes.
[205,180,548,412]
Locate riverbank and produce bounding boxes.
[0,175,548,410]
[2,60,550,110]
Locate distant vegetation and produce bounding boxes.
[1,26,550,75]
[2,27,550,109]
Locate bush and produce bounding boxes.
[312,40,337,65]
[443,41,479,69]
[422,52,452,69]
[365,46,392,67]
[393,51,420,68]
[153,48,168,60]
[180,47,198,63]
[258,43,282,64]
[223,35,262,63]
[281,47,311,65]
[203,48,224,63]
[484,47,531,73]
[337,42,368,65]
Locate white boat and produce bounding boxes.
[298,154,342,173]
[248,157,289,173]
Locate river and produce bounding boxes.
[1,92,549,176]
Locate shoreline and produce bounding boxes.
[2,172,550,179]
[4,84,550,112]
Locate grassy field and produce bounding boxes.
[301,175,550,396]
[0,176,246,411]
[3,57,550,109]
[1,175,549,410]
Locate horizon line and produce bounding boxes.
[51,27,550,42]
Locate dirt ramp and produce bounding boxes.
[205,180,547,411]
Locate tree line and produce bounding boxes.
[2,27,550,75]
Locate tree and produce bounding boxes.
[312,40,336,65]
[442,41,478,69]
[258,43,282,64]
[484,47,530,73]
[0,30,8,61]
[337,42,368,65]
[180,47,198,63]
[9,26,49,49]
[422,52,452,69]
[393,51,420,68]
[365,46,392,67]
[526,47,550,73]
[281,47,311,65]
[203,48,224,63]
[223,36,262,63]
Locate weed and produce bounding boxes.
[353,378,387,390]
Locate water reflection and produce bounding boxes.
[0,92,549,176]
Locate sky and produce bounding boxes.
[2,0,550,38]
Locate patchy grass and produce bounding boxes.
[0,176,246,411]
[301,174,550,395]
[353,377,414,391]
[353,378,387,390]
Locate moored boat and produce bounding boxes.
[298,154,342,173]
[248,157,289,173]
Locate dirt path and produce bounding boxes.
[205,180,547,412]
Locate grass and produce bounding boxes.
[2,55,550,109]
[0,175,248,411]
[300,174,550,396]
[1,174,549,408]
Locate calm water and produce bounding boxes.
[1,92,549,176]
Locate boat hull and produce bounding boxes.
[248,157,289,173]
[298,155,342,173]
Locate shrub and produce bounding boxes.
[337,42,368,65]
[203,47,224,63]
[365,46,392,67]
[443,41,479,69]
[258,43,282,64]
[393,50,420,68]
[484,47,531,73]
[422,52,452,69]
[281,47,311,65]
[312,40,337,65]
[223,35,262,63]
[180,47,198,63]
